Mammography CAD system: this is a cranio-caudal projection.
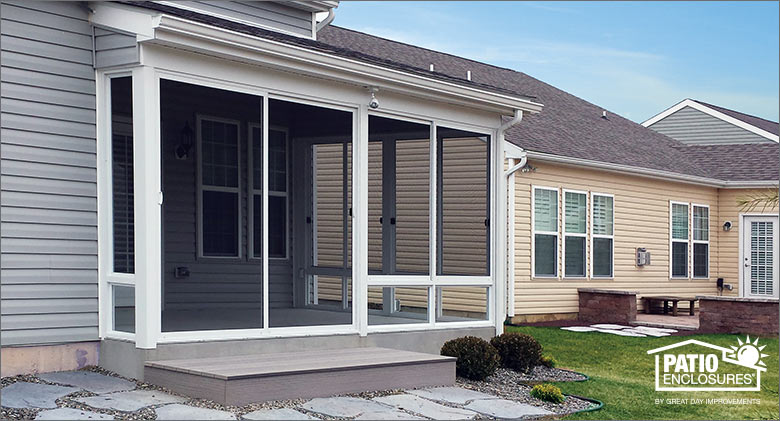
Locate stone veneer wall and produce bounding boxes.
[577,288,638,324]
[697,296,779,336]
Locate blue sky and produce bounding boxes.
[330,1,779,123]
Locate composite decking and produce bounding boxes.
[144,347,456,405]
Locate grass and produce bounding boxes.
[507,326,779,420]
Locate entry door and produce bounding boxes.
[743,216,779,298]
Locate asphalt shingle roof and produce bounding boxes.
[673,143,779,182]
[125,2,778,183]
[693,100,779,136]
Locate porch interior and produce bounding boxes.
[109,79,492,334]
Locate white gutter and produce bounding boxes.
[526,151,779,188]
[499,111,527,177]
[315,9,335,32]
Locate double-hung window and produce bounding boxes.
[670,202,689,278]
[198,116,241,258]
[692,204,709,278]
[591,193,614,278]
[249,125,288,259]
[533,187,558,277]
[563,191,587,277]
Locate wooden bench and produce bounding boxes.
[642,296,697,316]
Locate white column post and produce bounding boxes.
[494,130,507,334]
[132,66,162,349]
[507,158,516,318]
[354,105,369,336]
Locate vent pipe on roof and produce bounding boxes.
[602,110,608,119]
[429,64,435,72]
[467,70,472,81]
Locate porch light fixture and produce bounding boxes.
[723,221,732,231]
[368,87,380,109]
[175,120,194,160]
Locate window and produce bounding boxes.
[110,76,134,273]
[250,125,288,259]
[670,202,689,278]
[564,191,587,277]
[693,205,709,278]
[591,194,614,278]
[198,117,240,257]
[533,187,558,277]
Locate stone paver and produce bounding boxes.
[373,394,477,420]
[355,410,425,420]
[301,397,391,418]
[408,387,498,405]
[74,389,186,412]
[560,326,598,332]
[35,407,114,420]
[0,382,79,409]
[596,328,645,337]
[38,371,135,394]
[465,398,553,419]
[156,404,236,420]
[590,324,631,330]
[623,328,669,337]
[242,408,319,420]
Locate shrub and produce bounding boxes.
[490,333,543,372]
[440,336,500,381]
[540,355,557,368]
[530,384,565,404]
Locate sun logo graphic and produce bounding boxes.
[647,336,768,391]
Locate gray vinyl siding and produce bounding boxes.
[169,1,314,37]
[648,106,772,145]
[94,28,139,69]
[1,1,98,346]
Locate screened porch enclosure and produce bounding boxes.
[104,71,499,341]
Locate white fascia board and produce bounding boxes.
[504,141,525,159]
[288,1,339,12]
[643,98,779,143]
[149,15,543,115]
[89,2,161,41]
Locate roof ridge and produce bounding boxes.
[693,99,779,125]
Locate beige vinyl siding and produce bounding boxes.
[717,188,779,297]
[513,161,721,316]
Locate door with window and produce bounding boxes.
[742,216,779,298]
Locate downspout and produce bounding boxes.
[496,109,524,329]
[315,9,335,32]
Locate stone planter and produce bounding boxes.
[577,288,638,324]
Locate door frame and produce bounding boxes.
[739,213,780,298]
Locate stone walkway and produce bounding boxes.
[1,370,557,420]
[560,324,677,337]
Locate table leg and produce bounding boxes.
[689,301,695,316]
[672,301,678,316]
[645,300,652,314]
[663,300,668,314]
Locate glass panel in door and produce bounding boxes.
[746,218,778,297]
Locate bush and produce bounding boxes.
[440,336,500,381]
[540,355,557,368]
[490,333,543,372]
[530,384,565,404]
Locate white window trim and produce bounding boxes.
[248,123,290,260]
[590,192,615,279]
[669,200,690,279]
[692,203,710,279]
[196,114,243,259]
[563,189,588,279]
[531,186,559,278]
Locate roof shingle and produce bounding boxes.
[693,100,779,136]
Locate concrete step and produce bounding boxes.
[144,347,455,405]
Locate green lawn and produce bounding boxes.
[506,326,779,420]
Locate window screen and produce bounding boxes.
[564,192,586,277]
[592,194,614,278]
[200,118,240,257]
[111,77,134,273]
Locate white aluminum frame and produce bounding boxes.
[739,214,780,298]
[196,114,243,259]
[563,189,588,279]
[691,203,710,279]
[248,123,290,260]
[590,192,614,279]
[531,186,559,278]
[669,200,690,279]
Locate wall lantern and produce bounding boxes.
[175,121,194,160]
[723,221,732,232]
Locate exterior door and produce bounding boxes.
[742,216,779,298]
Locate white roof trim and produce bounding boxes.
[503,141,525,159]
[526,151,779,189]
[642,98,779,142]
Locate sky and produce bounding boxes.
[329,1,779,123]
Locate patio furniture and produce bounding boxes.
[642,296,697,316]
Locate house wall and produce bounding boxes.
[717,188,779,297]
[1,1,99,346]
[511,161,723,319]
[94,27,139,69]
[162,1,315,38]
[647,106,772,145]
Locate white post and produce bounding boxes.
[428,123,437,326]
[507,158,516,318]
[354,105,369,336]
[132,66,162,349]
[494,130,507,335]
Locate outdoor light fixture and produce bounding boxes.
[368,87,380,109]
[723,221,732,231]
[175,120,194,160]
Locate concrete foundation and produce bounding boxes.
[100,327,495,379]
[508,313,578,324]
[1,342,100,377]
